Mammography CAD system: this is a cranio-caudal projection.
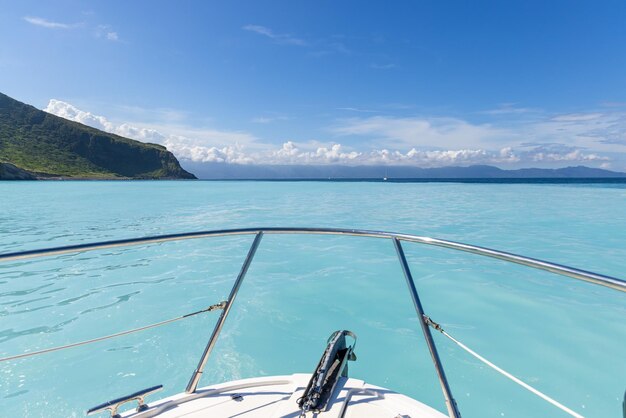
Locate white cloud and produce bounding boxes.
[243,25,306,46]
[274,141,299,158]
[532,149,606,162]
[45,99,115,131]
[164,141,255,164]
[257,142,603,167]
[116,123,166,143]
[44,100,257,160]
[96,25,120,41]
[267,143,360,164]
[367,148,515,166]
[23,16,79,29]
[522,145,608,163]
[333,115,513,149]
[43,100,618,168]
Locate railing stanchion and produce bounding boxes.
[393,238,462,418]
[185,232,264,393]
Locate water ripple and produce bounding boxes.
[79,291,141,315]
[0,317,78,343]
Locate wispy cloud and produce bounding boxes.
[332,115,511,149]
[336,107,377,113]
[551,113,603,122]
[309,41,352,56]
[96,24,120,41]
[242,25,354,56]
[251,115,288,124]
[532,111,626,150]
[335,108,626,154]
[24,15,120,41]
[370,63,397,70]
[242,24,306,46]
[481,103,539,115]
[600,101,626,108]
[23,16,80,29]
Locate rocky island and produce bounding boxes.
[0,92,195,180]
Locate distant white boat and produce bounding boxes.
[1,227,624,418]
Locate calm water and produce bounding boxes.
[0,181,624,418]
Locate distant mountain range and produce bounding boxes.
[182,161,626,180]
[0,92,195,179]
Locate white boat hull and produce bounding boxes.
[119,374,448,418]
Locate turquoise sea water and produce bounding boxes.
[0,181,625,418]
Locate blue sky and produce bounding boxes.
[2,1,626,169]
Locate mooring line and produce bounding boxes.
[0,301,227,363]
[424,315,585,418]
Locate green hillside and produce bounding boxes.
[0,92,196,179]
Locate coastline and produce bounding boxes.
[3,175,626,184]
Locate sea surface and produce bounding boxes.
[0,180,624,418]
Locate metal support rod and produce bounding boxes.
[393,238,462,418]
[185,232,264,393]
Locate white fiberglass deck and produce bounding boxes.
[119,374,448,418]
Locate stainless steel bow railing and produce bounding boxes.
[2,227,624,292]
[2,227,625,418]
